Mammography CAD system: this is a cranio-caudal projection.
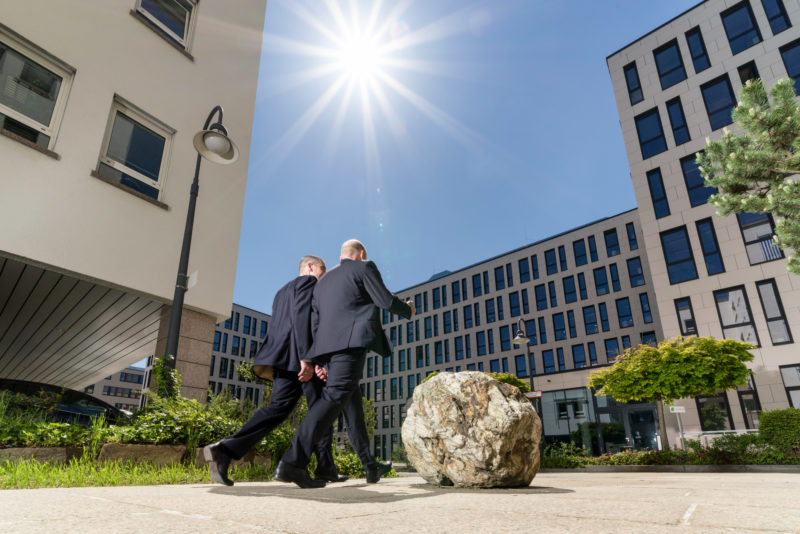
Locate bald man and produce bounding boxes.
[274,240,415,488]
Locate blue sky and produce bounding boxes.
[233,0,700,313]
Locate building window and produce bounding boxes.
[666,97,690,146]
[721,1,762,55]
[756,279,793,345]
[639,293,653,324]
[616,297,633,328]
[714,286,760,346]
[553,313,566,341]
[780,364,800,407]
[443,311,452,334]
[634,108,667,160]
[476,331,487,356]
[515,354,528,378]
[221,333,228,353]
[485,299,496,323]
[494,266,505,291]
[696,218,725,275]
[737,212,783,265]
[577,273,588,300]
[681,154,716,207]
[451,281,460,304]
[433,287,441,309]
[573,239,587,266]
[567,310,577,338]
[545,249,558,275]
[675,297,697,336]
[572,344,586,369]
[213,331,221,351]
[604,229,620,257]
[135,0,197,49]
[780,38,800,94]
[588,236,598,262]
[696,393,733,431]
[588,342,597,365]
[623,61,644,105]
[97,97,173,200]
[737,60,760,84]
[260,320,268,338]
[593,267,609,296]
[598,303,610,332]
[472,274,482,297]
[0,29,74,150]
[685,26,710,73]
[531,255,540,279]
[538,317,548,344]
[627,257,645,287]
[762,0,791,34]
[506,264,514,288]
[626,222,638,251]
[583,305,598,335]
[548,281,557,307]
[243,316,251,335]
[609,264,621,292]
[463,305,473,328]
[604,338,620,360]
[500,326,511,352]
[543,350,555,374]
[535,284,547,311]
[653,39,687,90]
[558,246,567,271]
[701,74,736,131]
[641,332,657,346]
[518,258,530,283]
[660,226,698,284]
[424,317,432,338]
[563,276,577,303]
[646,168,670,219]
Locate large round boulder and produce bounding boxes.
[401,371,541,487]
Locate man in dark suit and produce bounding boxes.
[275,239,415,488]
[204,255,346,486]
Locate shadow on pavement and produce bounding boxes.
[207,480,573,504]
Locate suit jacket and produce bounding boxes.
[252,275,316,380]
[310,258,412,361]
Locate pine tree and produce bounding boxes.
[698,77,800,275]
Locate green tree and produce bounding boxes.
[587,336,754,449]
[697,77,800,274]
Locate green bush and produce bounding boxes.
[484,372,531,393]
[759,408,800,453]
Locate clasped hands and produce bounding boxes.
[298,360,328,382]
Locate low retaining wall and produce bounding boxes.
[0,447,83,464]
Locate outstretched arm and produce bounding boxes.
[362,261,414,319]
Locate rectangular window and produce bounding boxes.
[675,297,697,336]
[737,212,784,264]
[442,286,448,307]
[243,316,251,335]
[661,226,698,284]
[616,297,633,328]
[681,154,716,207]
[500,325,511,351]
[553,313,566,341]
[639,293,653,324]
[531,255,540,279]
[572,344,586,369]
[738,60,760,84]
[496,296,505,321]
[543,350,555,374]
[701,74,736,130]
[577,273,588,300]
[485,299,496,323]
[477,331,487,356]
[763,0,791,34]
[399,349,406,372]
[521,319,537,346]
[548,281,557,307]
[452,281,461,303]
[97,97,173,200]
[598,303,610,332]
[538,317,547,344]
[609,264,621,292]
[521,289,530,314]
[135,0,197,49]
[424,317,432,339]
[605,338,620,360]
[213,331,221,352]
[563,276,577,303]
[489,359,500,373]
[583,305,598,335]
[666,97,690,145]
[545,249,558,275]
[494,266,505,291]
[474,304,481,326]
[627,257,645,287]
[647,168,670,219]
[435,342,443,364]
[626,222,638,251]
[573,239,587,266]
[635,108,668,159]
[756,279,793,344]
[722,1,763,54]
[593,267,609,296]
[433,287,441,309]
[434,315,439,336]
[472,274,482,297]
[483,272,490,295]
[653,39,687,89]
[623,61,644,105]
[714,286,760,346]
[588,236,598,262]
[604,229,620,257]
[407,321,414,343]
[455,336,464,360]
[509,292,521,317]
[696,394,733,431]
[0,29,74,150]
[506,263,514,288]
[588,342,597,365]
[621,335,631,349]
[685,26,711,73]
[641,331,657,346]
[696,218,725,275]
[780,38,800,93]
[515,354,528,378]
[535,284,547,311]
[556,348,566,371]
[518,258,530,283]
[218,357,228,379]
[260,321,268,338]
[488,329,495,354]
[221,333,228,353]
[780,365,800,407]
[424,292,429,313]
[463,305,473,328]
[558,245,568,271]
[443,311,452,334]
[567,310,577,338]
[231,336,240,356]
[414,294,422,313]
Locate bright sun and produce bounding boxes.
[336,34,383,82]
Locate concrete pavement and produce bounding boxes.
[1,471,798,533]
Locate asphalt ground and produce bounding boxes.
[1,471,798,533]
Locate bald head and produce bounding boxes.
[340,239,367,261]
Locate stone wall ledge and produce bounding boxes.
[0,447,83,463]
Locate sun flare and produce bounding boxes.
[336,34,383,82]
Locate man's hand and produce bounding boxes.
[298,360,314,382]
[407,299,416,317]
[315,365,328,382]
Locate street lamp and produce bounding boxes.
[164,106,239,374]
[511,318,533,392]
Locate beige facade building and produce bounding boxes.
[84,365,145,413]
[0,0,266,400]
[370,209,664,459]
[607,0,800,444]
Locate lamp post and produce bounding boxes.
[511,318,534,392]
[164,106,239,377]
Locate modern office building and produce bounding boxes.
[0,0,266,400]
[369,209,665,459]
[83,365,145,413]
[607,0,800,445]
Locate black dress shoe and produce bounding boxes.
[315,471,349,483]
[204,442,234,486]
[365,461,392,484]
[274,461,326,488]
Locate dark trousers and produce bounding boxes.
[218,368,335,474]
[281,348,374,469]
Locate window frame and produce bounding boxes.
[696,218,726,275]
[713,285,761,347]
[634,107,668,160]
[685,26,711,73]
[627,257,645,287]
[646,168,670,219]
[623,61,644,105]
[675,297,698,336]
[780,364,800,408]
[700,74,736,131]
[780,38,800,94]
[666,97,691,146]
[660,226,699,285]
[737,212,784,265]
[755,278,793,345]
[761,0,791,35]
[134,0,198,50]
[681,153,716,207]
[721,1,763,55]
[653,38,687,90]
